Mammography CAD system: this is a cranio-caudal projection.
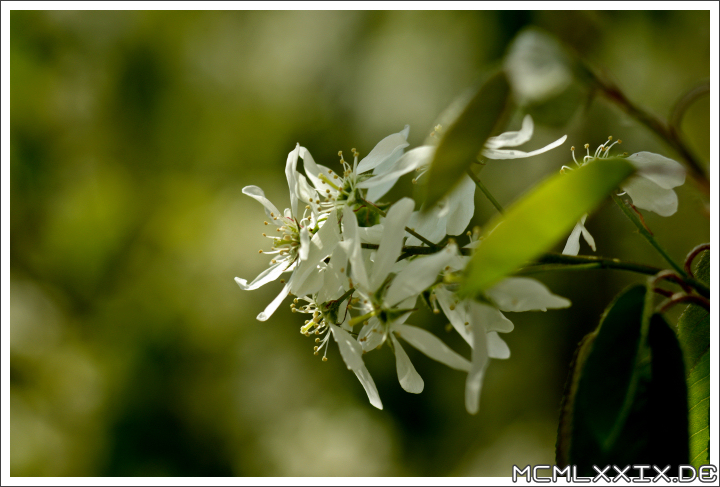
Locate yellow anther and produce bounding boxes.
[271,259,276,264]
[363,321,369,326]
[338,151,343,156]
[315,338,320,343]
[258,250,263,253]
[608,136,613,141]
[570,146,575,151]
[434,309,440,314]
[584,143,590,149]
[347,304,353,310]
[617,140,622,144]
[466,231,472,236]
[313,346,318,351]
[340,268,345,273]
[326,189,330,193]
[264,221,269,225]
[449,304,456,311]
[322,357,327,362]
[280,279,285,284]
[314,351,319,355]
[328,169,333,174]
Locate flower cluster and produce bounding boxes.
[236,119,571,413]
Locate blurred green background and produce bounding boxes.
[10,10,709,476]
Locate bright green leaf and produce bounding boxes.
[678,250,710,370]
[422,71,509,209]
[461,157,635,297]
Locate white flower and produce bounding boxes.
[369,115,566,246]
[235,145,341,321]
[562,139,686,255]
[341,200,471,395]
[503,28,574,106]
[433,242,570,414]
[298,126,410,218]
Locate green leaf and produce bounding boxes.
[422,71,509,209]
[557,285,690,474]
[677,249,710,468]
[687,351,710,467]
[557,285,646,471]
[461,157,635,297]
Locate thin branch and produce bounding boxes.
[466,167,504,214]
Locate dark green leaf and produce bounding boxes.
[677,249,710,468]
[558,285,689,474]
[461,157,635,297]
[422,71,509,209]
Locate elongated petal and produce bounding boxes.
[289,210,340,295]
[484,115,534,149]
[487,332,510,359]
[384,244,456,307]
[234,261,287,291]
[317,245,349,304]
[627,152,686,189]
[358,317,385,352]
[285,145,301,218]
[445,175,476,236]
[242,186,282,224]
[405,208,448,247]
[481,134,567,160]
[469,301,515,334]
[330,324,365,371]
[579,219,596,252]
[486,277,571,312]
[292,261,325,297]
[394,323,470,371]
[353,364,383,410]
[356,126,410,174]
[358,146,435,189]
[562,220,583,256]
[434,287,473,345]
[369,198,414,291]
[341,206,370,291]
[391,334,424,393]
[299,226,310,261]
[299,146,335,192]
[357,224,384,245]
[466,301,490,414]
[621,176,679,217]
[256,283,291,321]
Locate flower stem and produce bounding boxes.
[611,194,688,277]
[466,168,504,214]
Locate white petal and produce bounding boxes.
[487,332,511,359]
[256,283,291,321]
[369,198,414,291]
[579,219,596,252]
[358,146,435,189]
[503,29,573,105]
[292,261,325,297]
[357,224,384,245]
[562,220,583,256]
[299,226,310,261]
[404,208,448,247]
[621,176,679,217]
[391,335,424,394]
[358,317,385,352]
[317,246,349,304]
[356,126,410,174]
[434,287,473,345]
[484,115,534,149]
[394,323,470,372]
[384,244,456,308]
[486,277,571,312]
[469,302,515,334]
[341,206,370,291]
[330,324,365,371]
[242,186,282,224]
[627,152,686,189]
[353,365,383,409]
[481,134,567,160]
[466,302,490,414]
[299,146,337,194]
[285,145,301,218]
[289,210,340,295]
[445,175,476,236]
[234,261,287,291]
